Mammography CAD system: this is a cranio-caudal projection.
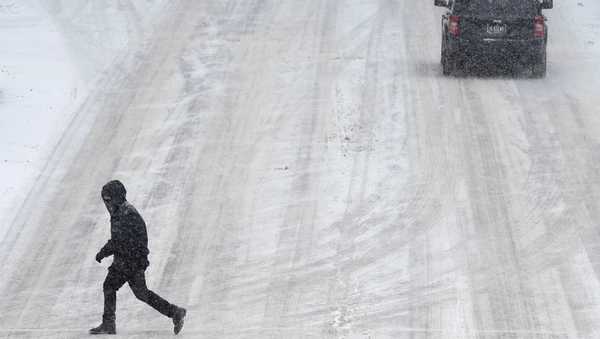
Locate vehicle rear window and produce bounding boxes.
[454,0,539,17]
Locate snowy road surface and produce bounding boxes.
[2,1,600,338]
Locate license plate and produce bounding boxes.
[486,24,506,34]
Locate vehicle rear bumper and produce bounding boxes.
[448,37,545,62]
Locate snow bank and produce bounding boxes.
[0,0,167,238]
[0,1,81,237]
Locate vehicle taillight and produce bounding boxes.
[534,16,545,38]
[449,15,460,37]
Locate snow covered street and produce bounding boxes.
[2,0,600,338]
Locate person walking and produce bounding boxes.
[90,180,186,335]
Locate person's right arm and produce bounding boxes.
[96,239,114,263]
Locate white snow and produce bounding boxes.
[0,0,167,238]
[2,0,600,338]
[0,1,81,238]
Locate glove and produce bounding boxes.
[95,252,103,263]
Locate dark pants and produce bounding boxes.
[103,268,175,323]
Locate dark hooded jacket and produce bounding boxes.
[97,180,150,273]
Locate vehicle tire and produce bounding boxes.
[531,52,547,78]
[442,50,453,76]
[441,40,453,76]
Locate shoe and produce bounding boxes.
[89,322,116,335]
[172,307,187,335]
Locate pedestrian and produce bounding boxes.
[90,180,186,335]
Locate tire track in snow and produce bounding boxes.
[0,0,204,328]
[258,1,336,336]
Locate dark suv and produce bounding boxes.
[435,0,553,77]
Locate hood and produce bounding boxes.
[101,180,127,210]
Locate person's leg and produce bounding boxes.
[128,270,176,318]
[91,269,128,334]
[103,269,128,324]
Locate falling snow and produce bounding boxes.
[2,1,600,338]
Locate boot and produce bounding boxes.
[172,307,187,335]
[89,321,116,335]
